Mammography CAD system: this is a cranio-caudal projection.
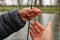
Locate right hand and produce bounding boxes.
[18,7,41,22]
[30,22,52,40]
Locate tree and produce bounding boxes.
[27,0,30,6]
[0,0,5,6]
[57,0,60,9]
[17,0,23,6]
[39,0,43,7]
[34,0,37,7]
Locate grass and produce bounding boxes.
[40,7,59,13]
[0,6,59,13]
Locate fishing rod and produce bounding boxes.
[27,0,33,40]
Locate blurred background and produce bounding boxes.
[0,0,60,40]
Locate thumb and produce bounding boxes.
[46,21,52,34]
[46,21,52,40]
[47,21,52,28]
[46,22,52,32]
[40,22,52,40]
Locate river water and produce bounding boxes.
[0,12,60,40]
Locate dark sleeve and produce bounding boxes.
[0,10,26,40]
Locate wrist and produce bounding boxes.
[18,10,28,22]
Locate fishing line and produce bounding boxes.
[27,0,33,40]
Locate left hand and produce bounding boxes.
[30,22,52,40]
[18,7,41,21]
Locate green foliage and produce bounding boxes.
[0,6,59,13]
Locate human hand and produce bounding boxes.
[18,7,41,21]
[30,22,52,40]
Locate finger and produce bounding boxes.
[34,22,45,31]
[26,7,41,19]
[45,22,52,40]
[30,29,35,40]
[31,23,42,34]
[47,21,52,27]
[33,26,42,37]
[31,7,42,15]
[30,25,37,36]
[32,9,41,15]
[30,13,36,17]
[34,26,41,34]
[32,7,41,13]
[28,7,41,15]
[27,13,36,20]
[46,22,52,30]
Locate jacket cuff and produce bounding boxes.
[8,10,26,32]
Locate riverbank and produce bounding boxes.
[0,6,59,13]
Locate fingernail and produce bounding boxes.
[47,21,52,27]
[31,22,35,26]
[39,11,41,13]
[34,22,38,25]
